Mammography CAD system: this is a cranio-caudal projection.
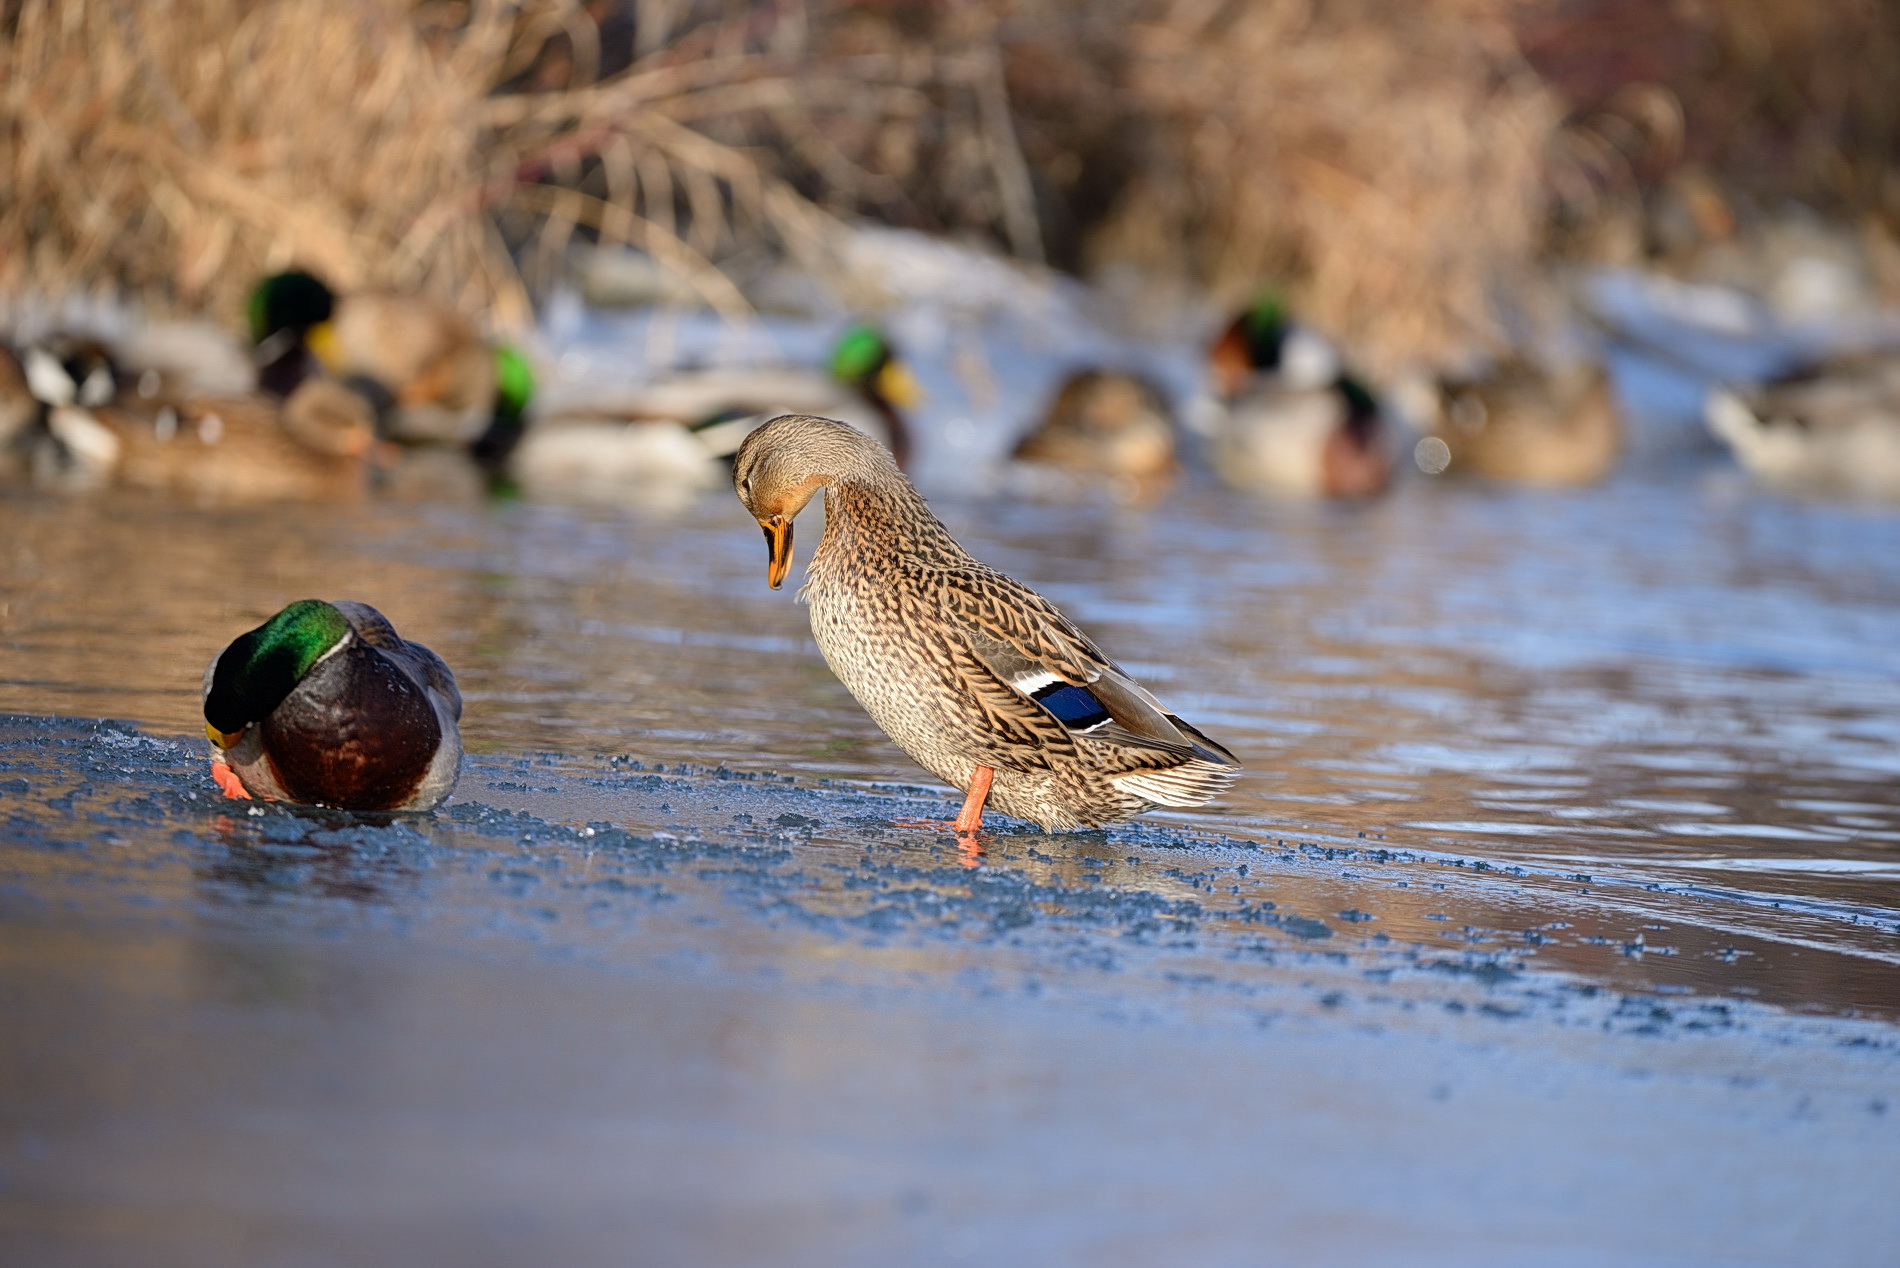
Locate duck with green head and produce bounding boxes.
[1206,292,1392,499]
[509,323,918,505]
[247,270,500,447]
[203,600,462,811]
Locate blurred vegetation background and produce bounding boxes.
[3,0,1897,372]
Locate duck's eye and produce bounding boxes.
[740,477,751,497]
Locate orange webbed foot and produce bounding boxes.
[209,758,252,801]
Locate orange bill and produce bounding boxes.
[205,721,246,750]
[761,516,793,589]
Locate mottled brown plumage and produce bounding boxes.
[733,414,1238,832]
[95,382,377,504]
[1425,359,1620,485]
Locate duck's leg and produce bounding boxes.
[954,765,994,835]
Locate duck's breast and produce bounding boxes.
[260,642,442,811]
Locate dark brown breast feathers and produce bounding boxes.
[260,642,440,810]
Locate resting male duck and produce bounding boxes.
[204,600,462,811]
[511,324,920,504]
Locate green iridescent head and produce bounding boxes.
[248,271,336,345]
[204,600,352,740]
[1241,292,1287,345]
[492,344,536,421]
[828,324,891,388]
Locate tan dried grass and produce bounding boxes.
[1055,0,1561,374]
[0,0,522,326]
[0,0,926,331]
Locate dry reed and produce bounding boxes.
[4,0,1893,371]
[0,0,1045,334]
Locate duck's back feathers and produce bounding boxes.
[333,600,464,723]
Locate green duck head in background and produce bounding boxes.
[828,323,919,471]
[248,270,338,398]
[471,342,536,480]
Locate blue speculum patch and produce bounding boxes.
[1031,682,1111,731]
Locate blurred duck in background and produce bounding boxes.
[6,331,377,502]
[249,270,496,446]
[249,270,536,498]
[1009,370,1177,504]
[1405,357,1621,486]
[1705,355,1900,502]
[508,323,919,506]
[1204,295,1392,499]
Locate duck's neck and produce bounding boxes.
[815,475,968,576]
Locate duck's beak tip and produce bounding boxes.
[761,516,793,589]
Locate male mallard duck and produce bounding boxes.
[204,600,462,811]
[250,270,497,446]
[733,415,1239,833]
[1705,354,1900,501]
[1413,358,1620,485]
[1011,370,1177,504]
[510,324,920,505]
[1206,296,1391,498]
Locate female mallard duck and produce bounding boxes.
[1413,358,1620,485]
[250,270,497,446]
[733,414,1239,833]
[204,600,462,811]
[16,339,378,502]
[1705,355,1900,501]
[1206,296,1391,498]
[98,382,378,504]
[1011,370,1177,504]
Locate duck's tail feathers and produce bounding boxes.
[1112,758,1241,808]
[1165,712,1239,767]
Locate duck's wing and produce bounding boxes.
[932,565,1236,769]
[335,602,463,721]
